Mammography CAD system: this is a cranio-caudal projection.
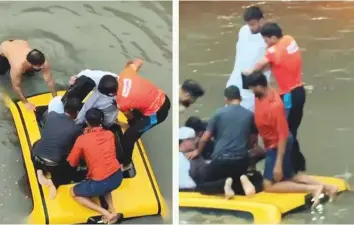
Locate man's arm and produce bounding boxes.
[10,68,27,103]
[197,113,217,154]
[244,57,270,75]
[76,91,99,125]
[249,114,258,148]
[197,131,212,154]
[42,61,57,97]
[67,137,83,167]
[126,59,144,72]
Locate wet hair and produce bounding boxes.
[181,79,204,98]
[98,75,118,96]
[260,22,283,38]
[85,108,104,127]
[64,97,83,115]
[224,85,241,100]
[26,49,45,66]
[185,116,206,133]
[243,6,264,22]
[246,71,268,88]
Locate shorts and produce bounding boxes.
[73,169,123,197]
[281,85,306,119]
[139,95,171,132]
[263,135,294,182]
[0,54,10,75]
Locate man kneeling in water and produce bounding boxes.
[179,79,205,113]
[32,97,83,199]
[0,40,57,111]
[247,71,338,207]
[67,108,123,224]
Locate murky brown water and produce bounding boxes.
[179,1,354,223]
[0,1,172,223]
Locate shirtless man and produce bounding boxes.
[0,40,57,111]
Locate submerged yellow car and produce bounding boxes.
[180,175,348,223]
[4,91,168,224]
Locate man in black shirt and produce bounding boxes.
[32,97,83,199]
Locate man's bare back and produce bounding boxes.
[0,40,32,74]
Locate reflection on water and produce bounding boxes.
[0,1,172,223]
[180,1,354,223]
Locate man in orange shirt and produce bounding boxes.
[244,22,306,174]
[116,59,170,170]
[246,71,337,208]
[67,108,123,224]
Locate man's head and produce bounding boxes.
[98,75,118,97]
[243,6,264,34]
[64,97,83,119]
[185,116,207,137]
[224,85,241,105]
[85,108,104,127]
[260,22,283,47]
[26,49,45,72]
[246,71,268,98]
[179,126,197,152]
[180,79,204,110]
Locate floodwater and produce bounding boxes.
[0,1,172,223]
[180,1,354,224]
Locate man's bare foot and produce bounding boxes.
[224,177,235,199]
[122,163,132,172]
[325,184,338,202]
[47,180,57,200]
[311,185,324,210]
[240,175,256,196]
[37,170,49,186]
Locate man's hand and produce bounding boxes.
[69,75,78,86]
[185,150,200,160]
[273,163,283,182]
[242,69,254,76]
[24,102,36,111]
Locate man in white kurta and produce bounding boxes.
[226,6,271,112]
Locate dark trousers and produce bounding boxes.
[193,154,251,195]
[121,96,170,165]
[195,170,263,195]
[281,85,306,173]
[32,154,78,188]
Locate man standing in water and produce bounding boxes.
[244,23,306,173]
[227,6,271,112]
[0,39,57,111]
[247,71,337,207]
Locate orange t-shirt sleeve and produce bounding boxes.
[274,103,289,141]
[119,66,136,77]
[67,136,83,167]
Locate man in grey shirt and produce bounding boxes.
[32,97,83,200]
[188,85,258,185]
